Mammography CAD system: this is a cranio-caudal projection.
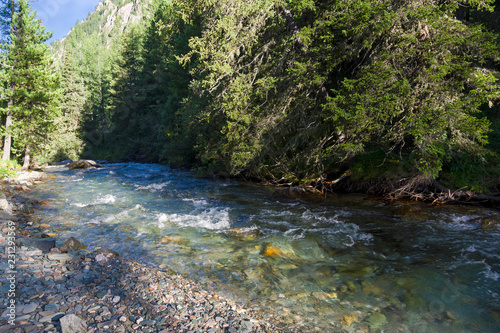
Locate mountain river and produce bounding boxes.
[24,163,500,332]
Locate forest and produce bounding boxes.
[2,0,500,200]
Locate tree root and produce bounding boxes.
[384,175,500,206]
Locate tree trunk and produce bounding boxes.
[21,144,30,171]
[2,108,12,161]
[3,0,16,161]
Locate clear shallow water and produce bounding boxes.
[26,163,500,332]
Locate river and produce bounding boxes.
[25,163,500,332]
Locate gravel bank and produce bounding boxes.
[0,172,292,333]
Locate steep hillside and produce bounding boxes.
[50,0,153,60]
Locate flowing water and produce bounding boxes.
[25,163,500,332]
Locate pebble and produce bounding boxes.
[22,303,38,314]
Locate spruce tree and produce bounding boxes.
[1,0,60,168]
[44,48,86,161]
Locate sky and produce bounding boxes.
[31,0,102,43]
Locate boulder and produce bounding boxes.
[94,247,120,257]
[16,237,56,253]
[271,186,323,199]
[68,159,103,170]
[0,194,10,210]
[12,171,45,182]
[59,237,87,253]
[0,210,19,221]
[59,314,87,333]
[13,202,34,214]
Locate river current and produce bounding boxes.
[26,163,500,332]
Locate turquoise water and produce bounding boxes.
[26,163,500,332]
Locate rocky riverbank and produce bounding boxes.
[0,171,291,333]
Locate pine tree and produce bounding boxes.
[1,0,60,169]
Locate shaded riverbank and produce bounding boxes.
[0,171,289,332]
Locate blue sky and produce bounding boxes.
[31,0,102,43]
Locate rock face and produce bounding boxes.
[271,186,323,199]
[68,160,103,170]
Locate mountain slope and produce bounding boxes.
[50,0,153,60]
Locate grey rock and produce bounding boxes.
[58,237,86,253]
[44,303,59,312]
[23,302,38,314]
[59,314,88,333]
[47,253,74,263]
[68,159,103,170]
[14,202,34,214]
[39,312,65,323]
[0,197,10,210]
[16,238,55,253]
[0,211,19,221]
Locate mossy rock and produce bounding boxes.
[480,215,500,230]
[367,311,388,332]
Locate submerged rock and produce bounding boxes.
[367,311,388,331]
[225,227,262,241]
[68,159,103,170]
[160,236,182,243]
[393,204,430,220]
[94,247,120,258]
[480,215,500,230]
[271,186,323,199]
[263,244,284,256]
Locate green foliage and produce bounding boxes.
[39,0,500,193]
[0,159,18,178]
[0,0,60,166]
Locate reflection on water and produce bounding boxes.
[27,163,500,332]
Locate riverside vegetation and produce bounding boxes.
[2,0,500,201]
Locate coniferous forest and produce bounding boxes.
[2,0,500,199]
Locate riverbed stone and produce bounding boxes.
[59,237,87,253]
[263,244,284,256]
[480,215,500,230]
[367,311,388,331]
[22,303,38,314]
[16,237,55,253]
[47,253,74,263]
[59,314,87,333]
[68,159,103,170]
[0,195,9,210]
[0,210,19,221]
